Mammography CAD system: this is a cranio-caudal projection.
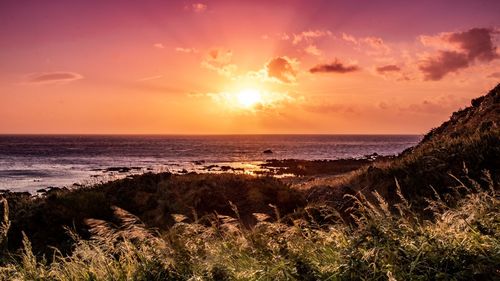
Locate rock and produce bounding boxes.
[105,167,131,173]
[263,149,273,154]
[220,166,232,171]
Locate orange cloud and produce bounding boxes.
[201,48,236,77]
[266,57,298,83]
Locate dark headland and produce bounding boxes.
[0,84,499,280]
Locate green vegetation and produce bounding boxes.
[0,84,498,280]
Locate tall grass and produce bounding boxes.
[1,178,498,281]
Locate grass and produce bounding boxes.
[0,176,498,280]
[2,173,306,257]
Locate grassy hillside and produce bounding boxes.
[308,84,500,213]
[0,180,498,280]
[2,174,304,257]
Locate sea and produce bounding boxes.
[0,135,421,193]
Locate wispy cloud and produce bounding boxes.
[304,44,322,56]
[186,3,207,13]
[302,102,356,114]
[341,33,391,55]
[175,47,198,54]
[201,48,237,77]
[27,72,83,84]
[488,72,500,78]
[137,75,163,82]
[292,30,332,45]
[153,43,164,49]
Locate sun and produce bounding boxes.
[237,89,262,108]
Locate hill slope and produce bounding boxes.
[309,83,500,210]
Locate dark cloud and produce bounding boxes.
[309,59,359,74]
[448,28,498,61]
[376,64,401,73]
[419,51,469,81]
[266,57,297,83]
[419,28,498,81]
[28,72,83,83]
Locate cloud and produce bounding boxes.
[187,3,207,13]
[378,95,469,116]
[376,64,401,73]
[364,37,391,54]
[309,59,359,74]
[302,102,356,114]
[341,33,358,44]
[292,30,332,45]
[448,28,498,61]
[27,72,83,84]
[419,28,499,80]
[419,51,469,80]
[341,33,391,55]
[175,47,198,54]
[280,33,290,41]
[266,57,298,83]
[378,102,389,110]
[137,75,163,82]
[304,44,322,56]
[201,48,237,77]
[153,43,164,49]
[488,72,500,78]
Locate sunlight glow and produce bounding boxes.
[237,89,262,108]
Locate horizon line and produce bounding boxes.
[0,133,424,136]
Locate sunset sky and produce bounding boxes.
[1,0,499,134]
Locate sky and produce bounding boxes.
[0,0,499,134]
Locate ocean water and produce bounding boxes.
[0,135,421,192]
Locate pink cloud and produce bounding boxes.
[190,3,207,13]
[304,44,322,56]
[153,43,164,49]
[292,30,332,45]
[341,33,391,54]
[175,47,198,54]
[27,72,83,84]
[419,28,499,80]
